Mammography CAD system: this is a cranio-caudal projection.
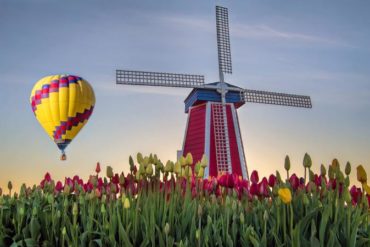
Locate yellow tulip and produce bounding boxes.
[186,153,193,165]
[278,188,292,204]
[174,161,181,174]
[180,156,186,167]
[124,198,130,209]
[201,154,208,168]
[357,165,367,184]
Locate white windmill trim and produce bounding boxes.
[231,105,249,179]
[204,102,211,178]
[181,107,192,159]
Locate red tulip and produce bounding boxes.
[258,178,269,197]
[289,174,299,191]
[112,173,120,184]
[250,183,259,196]
[96,162,101,174]
[268,174,277,187]
[44,172,51,182]
[55,181,63,192]
[350,185,362,205]
[250,170,259,184]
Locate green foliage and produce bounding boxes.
[0,154,369,246]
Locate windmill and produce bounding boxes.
[116,6,312,179]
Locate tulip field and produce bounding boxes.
[0,153,369,246]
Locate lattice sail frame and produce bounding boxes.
[240,89,312,108]
[216,6,232,75]
[116,70,205,88]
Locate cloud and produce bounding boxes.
[162,15,352,47]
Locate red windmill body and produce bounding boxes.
[116,6,312,179]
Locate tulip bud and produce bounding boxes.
[106,166,113,179]
[128,155,135,168]
[198,168,205,178]
[123,198,130,209]
[194,161,201,174]
[332,159,340,170]
[195,229,200,240]
[95,162,101,174]
[8,181,12,194]
[201,155,208,168]
[174,162,181,175]
[154,154,159,164]
[19,206,25,216]
[137,153,144,164]
[345,162,351,176]
[185,153,193,166]
[62,226,67,236]
[357,165,367,184]
[239,212,245,224]
[180,156,186,167]
[101,203,106,214]
[263,210,269,221]
[149,153,154,164]
[72,202,78,216]
[146,164,153,176]
[320,164,326,177]
[143,157,150,168]
[303,153,312,168]
[284,155,291,172]
[164,223,170,235]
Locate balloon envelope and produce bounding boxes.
[30,75,95,156]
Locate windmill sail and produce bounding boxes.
[241,89,312,108]
[116,70,205,88]
[216,6,232,77]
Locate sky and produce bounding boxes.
[1,0,370,191]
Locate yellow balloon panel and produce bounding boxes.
[30,75,95,152]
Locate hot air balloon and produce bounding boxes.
[30,75,95,160]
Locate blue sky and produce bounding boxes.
[1,0,370,190]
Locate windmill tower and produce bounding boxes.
[116,6,312,179]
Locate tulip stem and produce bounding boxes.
[283,205,287,243]
[290,204,294,243]
[304,168,307,185]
